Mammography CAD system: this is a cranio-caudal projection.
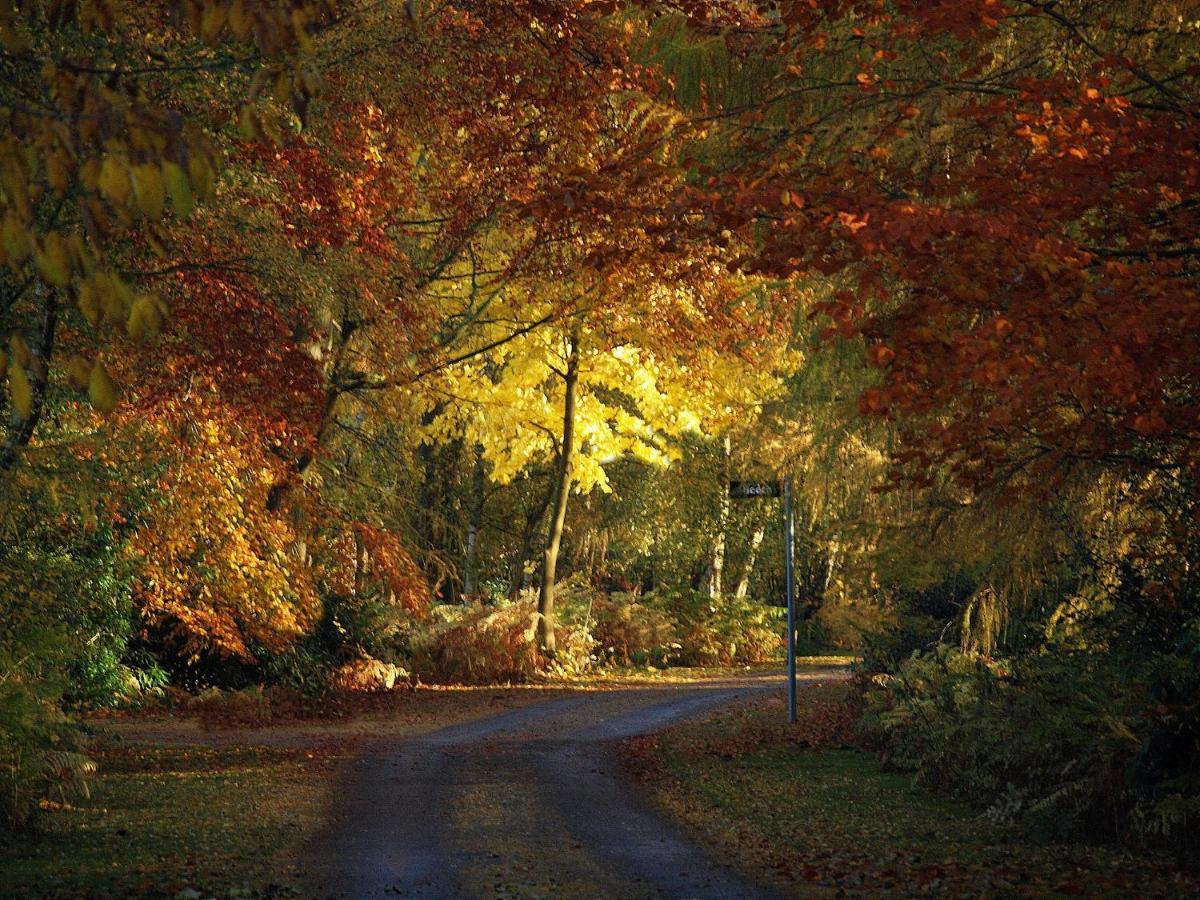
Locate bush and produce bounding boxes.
[583,592,678,667]
[857,613,942,676]
[0,624,94,830]
[645,588,783,666]
[398,583,784,682]
[861,641,1200,857]
[313,589,416,666]
[256,642,337,696]
[409,599,591,684]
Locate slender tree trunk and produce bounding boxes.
[463,443,485,597]
[707,435,731,598]
[508,472,554,600]
[822,535,840,603]
[353,527,367,598]
[1,289,56,470]
[537,333,580,653]
[734,522,766,600]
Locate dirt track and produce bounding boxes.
[303,668,848,899]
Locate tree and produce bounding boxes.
[0,0,336,465]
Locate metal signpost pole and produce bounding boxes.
[784,476,796,724]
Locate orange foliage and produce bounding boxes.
[126,395,320,661]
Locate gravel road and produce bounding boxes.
[306,668,846,899]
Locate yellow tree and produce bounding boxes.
[422,275,796,651]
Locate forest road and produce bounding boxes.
[305,667,847,899]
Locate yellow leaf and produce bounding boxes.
[77,278,101,326]
[9,334,31,368]
[229,0,251,40]
[238,105,258,141]
[200,1,227,44]
[98,155,131,206]
[127,293,164,342]
[105,274,133,324]
[189,155,214,200]
[2,212,31,264]
[35,232,72,287]
[274,70,293,105]
[8,363,32,419]
[67,354,91,391]
[88,361,119,414]
[132,162,165,218]
[162,161,193,218]
[78,157,100,192]
[46,151,70,195]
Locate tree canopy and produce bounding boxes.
[1,0,1198,857]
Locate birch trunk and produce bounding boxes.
[537,333,580,653]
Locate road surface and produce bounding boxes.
[306,668,846,898]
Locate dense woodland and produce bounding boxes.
[1,0,1197,868]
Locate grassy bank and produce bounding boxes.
[626,684,1200,898]
[0,740,331,899]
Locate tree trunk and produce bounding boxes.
[707,435,731,598]
[537,333,580,653]
[463,443,485,597]
[821,534,840,604]
[734,522,766,600]
[1,289,57,470]
[508,472,554,600]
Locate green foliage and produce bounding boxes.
[862,641,1200,860]
[255,642,338,697]
[0,514,139,828]
[639,689,1198,896]
[586,592,679,667]
[643,588,783,667]
[0,622,93,831]
[315,589,415,668]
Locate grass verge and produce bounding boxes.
[0,738,336,899]
[625,683,1200,898]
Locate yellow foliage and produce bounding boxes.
[34,232,71,287]
[162,161,193,218]
[424,322,792,495]
[131,163,165,218]
[66,355,91,392]
[2,211,30,263]
[87,361,119,413]
[9,334,30,368]
[98,154,131,206]
[8,362,32,420]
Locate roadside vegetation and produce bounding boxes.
[629,684,1200,897]
[1,741,324,899]
[1,1,1197,894]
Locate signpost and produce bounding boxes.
[729,475,797,723]
[728,480,783,499]
[783,478,796,723]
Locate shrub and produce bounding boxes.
[409,600,558,684]
[256,641,337,696]
[645,588,783,666]
[861,641,1199,856]
[0,624,94,830]
[586,592,679,667]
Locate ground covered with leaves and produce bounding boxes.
[625,683,1200,898]
[0,741,327,899]
[0,685,561,898]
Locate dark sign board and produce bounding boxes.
[729,480,783,499]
